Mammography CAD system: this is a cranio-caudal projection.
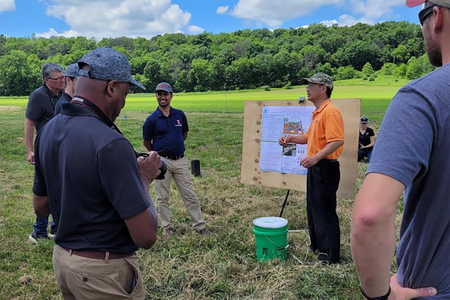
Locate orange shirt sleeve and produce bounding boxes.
[325,108,344,143]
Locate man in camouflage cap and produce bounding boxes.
[32,47,160,299]
[301,72,334,91]
[279,72,344,264]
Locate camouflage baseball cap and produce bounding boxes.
[406,0,450,7]
[64,63,79,78]
[301,73,333,90]
[78,47,145,90]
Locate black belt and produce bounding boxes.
[161,155,184,160]
[62,247,135,260]
[322,158,338,162]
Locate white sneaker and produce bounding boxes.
[28,233,51,244]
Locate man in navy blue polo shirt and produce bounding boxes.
[143,82,211,236]
[25,62,64,243]
[54,63,79,115]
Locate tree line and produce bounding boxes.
[0,21,435,96]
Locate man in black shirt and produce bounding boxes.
[54,63,78,115]
[33,47,160,299]
[25,62,64,243]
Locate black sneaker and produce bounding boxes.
[197,228,211,236]
[28,233,51,244]
[318,253,339,265]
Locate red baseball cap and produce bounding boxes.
[406,0,426,7]
[407,0,450,7]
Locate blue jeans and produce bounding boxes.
[33,216,57,238]
[367,150,373,162]
[358,148,373,162]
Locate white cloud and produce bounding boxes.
[188,25,204,34]
[320,14,361,27]
[216,5,229,15]
[0,0,15,12]
[35,28,81,38]
[317,0,405,28]
[320,20,338,27]
[348,0,405,23]
[230,0,406,28]
[231,0,345,27]
[35,0,192,39]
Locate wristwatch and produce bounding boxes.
[360,286,391,300]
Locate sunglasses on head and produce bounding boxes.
[419,4,439,26]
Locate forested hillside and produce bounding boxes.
[0,21,434,96]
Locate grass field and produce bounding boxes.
[0,79,404,300]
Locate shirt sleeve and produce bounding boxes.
[325,109,344,143]
[97,138,150,219]
[142,116,154,141]
[182,112,189,132]
[368,88,435,188]
[26,91,45,122]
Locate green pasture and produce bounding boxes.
[0,81,402,299]
[0,77,404,116]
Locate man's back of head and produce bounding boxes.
[73,47,145,122]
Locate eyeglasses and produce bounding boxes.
[306,83,323,89]
[419,4,438,26]
[48,76,65,81]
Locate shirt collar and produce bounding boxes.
[60,101,97,117]
[313,99,331,115]
[43,84,63,99]
[156,106,173,117]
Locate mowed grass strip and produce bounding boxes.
[0,84,401,299]
[0,77,403,114]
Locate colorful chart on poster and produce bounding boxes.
[260,106,314,175]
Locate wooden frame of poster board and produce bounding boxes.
[240,99,360,199]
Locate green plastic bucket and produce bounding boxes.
[253,217,288,261]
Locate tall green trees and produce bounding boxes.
[0,21,433,95]
[0,50,35,96]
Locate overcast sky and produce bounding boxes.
[0,0,423,39]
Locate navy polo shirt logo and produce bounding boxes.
[175,119,182,127]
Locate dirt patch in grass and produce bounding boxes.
[0,106,22,112]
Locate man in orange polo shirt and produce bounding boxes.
[279,72,344,264]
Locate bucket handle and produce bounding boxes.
[263,234,289,250]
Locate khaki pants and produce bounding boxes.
[155,156,205,231]
[53,244,144,300]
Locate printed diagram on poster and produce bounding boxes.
[260,106,315,175]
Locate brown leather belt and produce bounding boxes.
[62,247,135,260]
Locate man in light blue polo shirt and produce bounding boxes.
[143,82,211,236]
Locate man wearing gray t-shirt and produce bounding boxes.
[351,1,450,299]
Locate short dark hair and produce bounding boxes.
[42,63,63,80]
[326,86,332,98]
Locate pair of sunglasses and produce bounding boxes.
[419,4,439,26]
